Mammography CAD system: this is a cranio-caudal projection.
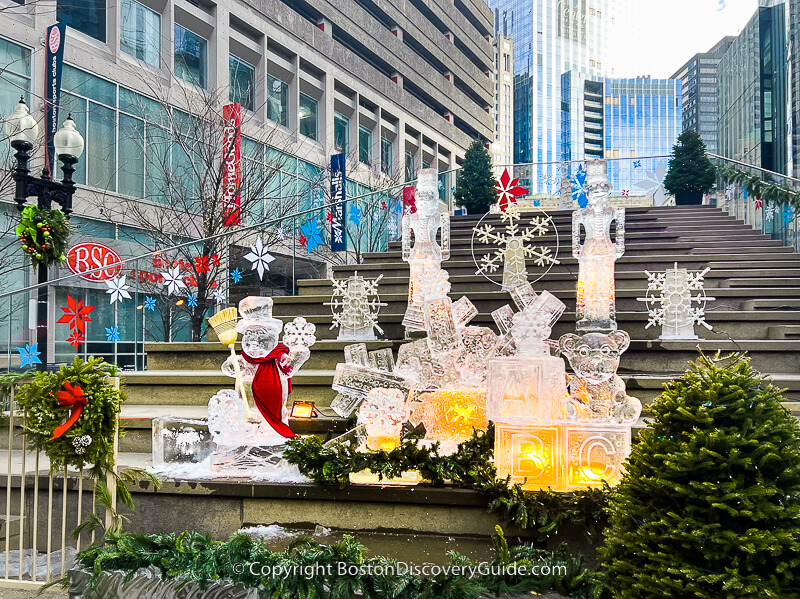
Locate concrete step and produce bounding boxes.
[725,277,800,288]
[767,325,800,340]
[742,298,800,311]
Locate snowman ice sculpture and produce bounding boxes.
[401,168,450,332]
[211,297,316,448]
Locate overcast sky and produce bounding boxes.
[613,0,759,78]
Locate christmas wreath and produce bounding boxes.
[16,205,70,268]
[16,356,123,478]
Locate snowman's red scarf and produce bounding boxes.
[242,343,297,438]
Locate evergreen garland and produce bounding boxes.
[284,424,610,540]
[600,353,800,598]
[15,356,123,479]
[75,527,605,599]
[15,205,70,268]
[717,163,800,212]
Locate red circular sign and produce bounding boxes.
[66,243,123,282]
[48,27,61,54]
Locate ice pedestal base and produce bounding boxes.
[152,417,216,467]
[348,470,423,485]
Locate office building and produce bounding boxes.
[491,17,514,171]
[717,0,789,174]
[670,37,735,155]
[486,0,628,191]
[790,0,799,175]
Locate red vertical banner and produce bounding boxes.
[222,103,242,226]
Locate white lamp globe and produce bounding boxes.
[5,97,38,145]
[53,115,84,159]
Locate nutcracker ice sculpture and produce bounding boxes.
[402,168,450,332]
[573,160,625,332]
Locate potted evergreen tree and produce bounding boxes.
[663,129,717,205]
[454,140,497,214]
[600,353,800,597]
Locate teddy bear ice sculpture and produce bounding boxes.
[218,297,316,439]
[558,330,641,425]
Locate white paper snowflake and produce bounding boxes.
[765,204,779,222]
[244,237,275,280]
[161,266,187,296]
[634,159,668,206]
[637,263,716,340]
[105,276,132,304]
[471,203,560,290]
[324,272,386,341]
[212,288,226,305]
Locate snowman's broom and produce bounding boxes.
[208,307,251,419]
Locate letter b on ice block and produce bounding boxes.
[565,426,629,490]
[494,425,560,490]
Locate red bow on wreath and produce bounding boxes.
[50,381,87,440]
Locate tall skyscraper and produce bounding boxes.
[717,1,789,174]
[671,37,735,155]
[487,0,627,192]
[492,9,515,172]
[790,0,799,176]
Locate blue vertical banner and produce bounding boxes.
[44,22,67,177]
[330,152,347,251]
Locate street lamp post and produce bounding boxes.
[6,97,84,370]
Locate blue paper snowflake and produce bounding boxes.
[105,326,120,342]
[571,164,588,208]
[300,218,325,252]
[742,187,748,200]
[16,343,41,368]
[349,204,362,227]
[632,160,642,169]
[783,205,794,225]
[144,296,156,311]
[231,268,243,284]
[187,293,198,308]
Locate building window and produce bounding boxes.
[229,55,255,112]
[120,0,160,67]
[57,0,106,42]
[381,136,392,175]
[359,125,372,165]
[174,24,207,88]
[405,150,415,182]
[334,112,349,153]
[299,93,318,141]
[267,75,288,127]
[0,38,31,113]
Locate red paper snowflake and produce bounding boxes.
[66,329,86,350]
[495,168,528,212]
[299,234,308,247]
[622,190,630,197]
[195,255,210,273]
[57,295,94,334]
[326,212,334,223]
[381,201,387,210]
[210,254,221,266]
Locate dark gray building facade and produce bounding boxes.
[671,36,734,154]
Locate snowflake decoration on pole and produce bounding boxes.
[244,237,275,280]
[495,168,528,212]
[230,268,243,284]
[637,263,716,340]
[161,266,187,296]
[634,159,668,206]
[571,164,588,208]
[187,293,198,308]
[765,204,778,222]
[105,275,132,305]
[323,272,386,341]
[471,203,560,291]
[299,218,324,252]
[143,296,156,311]
[16,343,41,368]
[105,326,120,342]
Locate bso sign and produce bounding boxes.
[67,243,122,282]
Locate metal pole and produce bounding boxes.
[36,265,48,370]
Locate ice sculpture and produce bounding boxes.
[209,298,316,472]
[330,343,412,418]
[325,272,386,341]
[637,263,715,340]
[401,168,450,332]
[409,388,488,450]
[573,160,624,332]
[357,388,413,451]
[472,203,559,291]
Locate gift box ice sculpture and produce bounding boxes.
[209,297,316,473]
[573,160,625,332]
[402,168,450,332]
[637,263,715,340]
[325,272,386,341]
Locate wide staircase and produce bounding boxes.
[118,204,800,457]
